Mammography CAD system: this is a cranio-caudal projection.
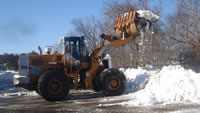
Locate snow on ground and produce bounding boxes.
[121,65,200,106]
[1,65,200,106]
[0,70,37,97]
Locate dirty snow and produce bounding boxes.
[121,65,200,106]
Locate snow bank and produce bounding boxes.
[121,65,200,106]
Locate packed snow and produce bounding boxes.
[121,65,200,106]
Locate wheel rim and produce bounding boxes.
[109,79,121,90]
[47,79,63,95]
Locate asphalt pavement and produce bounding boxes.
[0,90,200,113]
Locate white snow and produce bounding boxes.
[136,10,160,22]
[1,65,200,106]
[121,65,200,106]
[121,68,150,93]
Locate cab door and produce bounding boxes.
[69,40,80,60]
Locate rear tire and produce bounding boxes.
[35,88,41,96]
[38,70,69,101]
[101,68,126,96]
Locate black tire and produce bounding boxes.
[36,88,41,96]
[35,81,41,96]
[38,70,69,101]
[101,68,126,96]
[93,74,102,92]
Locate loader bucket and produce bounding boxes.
[114,9,139,40]
[100,9,139,47]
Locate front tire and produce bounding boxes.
[101,68,126,96]
[38,70,69,101]
[93,74,102,92]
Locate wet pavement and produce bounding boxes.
[0,90,200,113]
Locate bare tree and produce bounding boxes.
[164,0,200,71]
[102,0,164,68]
[70,16,102,52]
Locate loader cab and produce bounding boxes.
[64,36,89,61]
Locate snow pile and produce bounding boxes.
[121,65,200,106]
[121,68,150,93]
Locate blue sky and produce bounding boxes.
[0,0,175,54]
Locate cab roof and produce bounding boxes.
[64,36,84,42]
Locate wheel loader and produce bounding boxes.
[14,9,159,101]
